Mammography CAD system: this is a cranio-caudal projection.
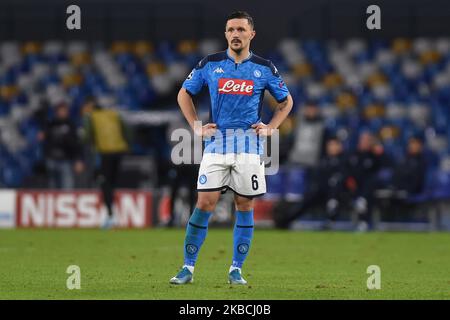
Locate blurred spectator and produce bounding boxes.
[273,136,349,229]
[346,131,386,231]
[390,135,426,195]
[167,163,198,227]
[83,102,131,228]
[373,135,427,218]
[38,102,84,189]
[78,97,98,188]
[165,117,199,227]
[287,101,328,167]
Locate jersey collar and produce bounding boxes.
[226,49,253,64]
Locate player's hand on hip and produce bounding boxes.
[252,123,274,136]
[194,123,217,137]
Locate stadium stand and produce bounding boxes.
[1,38,450,229]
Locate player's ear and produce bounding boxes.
[250,30,256,40]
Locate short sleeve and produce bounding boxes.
[266,61,289,103]
[182,57,208,96]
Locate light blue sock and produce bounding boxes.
[184,208,212,267]
[232,210,254,268]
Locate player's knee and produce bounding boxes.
[196,197,217,212]
[235,198,254,211]
[236,204,254,211]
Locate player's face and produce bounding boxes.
[225,18,255,54]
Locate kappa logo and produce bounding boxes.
[273,65,280,76]
[213,67,225,74]
[186,69,194,80]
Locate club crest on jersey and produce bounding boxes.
[218,78,254,96]
[199,174,207,184]
[254,70,261,78]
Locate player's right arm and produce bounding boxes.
[177,88,216,136]
[178,58,216,137]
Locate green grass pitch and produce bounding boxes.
[0,229,449,299]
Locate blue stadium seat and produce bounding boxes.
[406,169,435,204]
[265,168,286,199]
[136,86,156,107]
[0,100,11,116]
[156,41,179,63]
[377,167,394,185]
[284,167,307,201]
[382,141,404,163]
[432,171,450,200]
[2,164,24,187]
[1,39,450,195]
[40,73,60,87]
[46,52,67,65]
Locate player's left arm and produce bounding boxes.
[252,95,293,135]
[252,62,293,136]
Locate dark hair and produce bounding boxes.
[226,11,254,29]
[55,101,69,110]
[409,133,424,143]
[305,100,319,107]
[326,134,340,143]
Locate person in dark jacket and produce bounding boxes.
[391,135,426,195]
[375,135,427,217]
[38,102,84,189]
[273,136,349,229]
[346,131,385,231]
[287,102,329,167]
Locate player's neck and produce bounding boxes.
[227,48,251,64]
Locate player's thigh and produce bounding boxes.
[230,153,266,197]
[196,190,222,211]
[197,153,231,190]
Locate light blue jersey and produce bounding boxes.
[182,50,290,154]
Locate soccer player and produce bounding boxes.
[170,11,293,284]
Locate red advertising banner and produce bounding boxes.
[16,190,152,228]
